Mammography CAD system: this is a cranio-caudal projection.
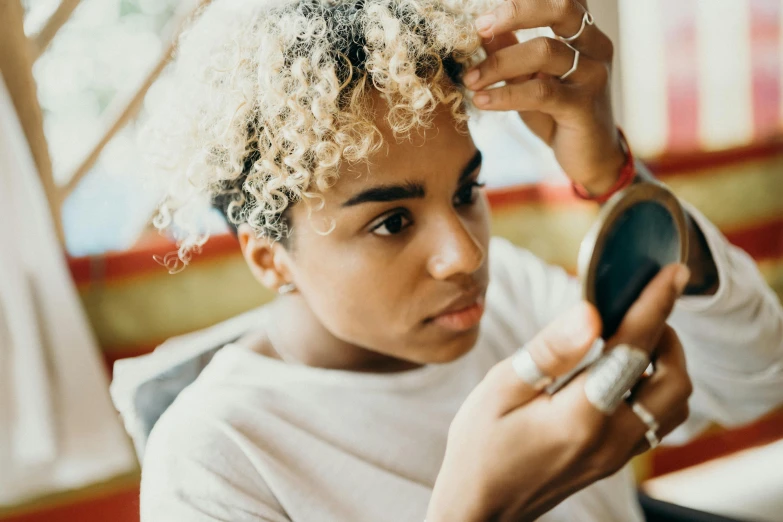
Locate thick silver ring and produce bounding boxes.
[631,401,661,449]
[558,45,580,81]
[511,345,553,391]
[584,344,649,414]
[559,11,595,43]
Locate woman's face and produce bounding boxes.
[277,106,491,365]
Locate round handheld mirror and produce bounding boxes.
[577,182,689,340]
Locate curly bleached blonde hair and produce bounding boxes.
[142,0,496,270]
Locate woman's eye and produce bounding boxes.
[454,181,486,207]
[371,212,412,236]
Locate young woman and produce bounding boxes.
[132,0,783,520]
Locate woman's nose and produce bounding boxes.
[426,217,486,280]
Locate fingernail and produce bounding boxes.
[475,14,496,33]
[674,264,691,294]
[473,92,490,106]
[566,303,596,347]
[463,69,480,87]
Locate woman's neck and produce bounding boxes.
[251,297,422,374]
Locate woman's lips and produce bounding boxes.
[431,297,485,331]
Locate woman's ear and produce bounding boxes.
[237,224,294,292]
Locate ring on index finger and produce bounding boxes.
[558,44,580,81]
[584,344,649,414]
[511,344,554,391]
[558,11,595,43]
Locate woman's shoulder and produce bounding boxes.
[146,347,279,443]
[144,387,230,460]
[141,380,288,521]
[144,366,247,456]
[142,369,281,490]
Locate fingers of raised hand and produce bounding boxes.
[477,0,586,40]
[472,76,578,115]
[481,31,519,56]
[464,37,609,93]
[476,0,614,60]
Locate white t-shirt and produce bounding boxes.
[134,208,783,522]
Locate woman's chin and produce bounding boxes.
[423,327,481,364]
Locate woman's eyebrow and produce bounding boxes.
[341,180,425,207]
[341,150,483,208]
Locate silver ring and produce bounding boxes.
[631,401,661,449]
[511,345,553,391]
[584,344,649,414]
[643,429,661,449]
[558,45,580,81]
[559,11,595,43]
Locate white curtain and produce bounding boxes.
[0,73,137,506]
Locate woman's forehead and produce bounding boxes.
[331,129,476,196]
[288,91,479,212]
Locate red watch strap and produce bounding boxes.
[572,128,636,204]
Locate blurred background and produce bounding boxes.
[0,0,781,521]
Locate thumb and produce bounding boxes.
[489,302,602,415]
[608,263,690,354]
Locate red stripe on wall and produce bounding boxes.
[1,487,139,522]
[725,218,783,262]
[645,139,783,175]
[649,408,783,478]
[750,1,782,141]
[661,0,701,152]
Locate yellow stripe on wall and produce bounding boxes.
[491,203,596,271]
[663,155,783,230]
[85,256,272,351]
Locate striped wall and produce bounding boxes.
[10,151,782,522]
[7,3,783,518]
[621,0,783,156]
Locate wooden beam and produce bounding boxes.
[0,0,64,242]
[61,0,213,200]
[61,38,178,199]
[30,0,82,61]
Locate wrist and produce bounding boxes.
[581,145,627,196]
[572,128,636,204]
